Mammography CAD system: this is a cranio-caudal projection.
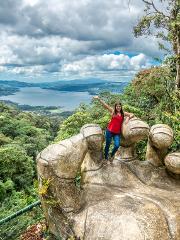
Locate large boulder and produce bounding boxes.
[146,124,174,166]
[165,152,180,177]
[37,121,180,240]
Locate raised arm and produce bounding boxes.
[93,96,113,114]
[124,111,134,124]
[124,112,134,118]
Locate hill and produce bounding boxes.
[0,79,129,96]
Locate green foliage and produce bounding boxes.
[55,109,93,141]
[39,178,52,197]
[0,179,14,200]
[123,66,176,115]
[161,110,180,151]
[136,140,147,161]
[0,133,12,145]
[0,188,44,240]
[0,181,6,201]
[123,66,180,155]
[0,102,61,239]
[134,0,179,48]
[134,0,180,88]
[55,92,123,141]
[0,145,34,191]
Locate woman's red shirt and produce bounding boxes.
[107,114,124,134]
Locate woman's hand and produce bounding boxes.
[93,96,113,113]
[124,113,134,124]
[130,113,134,119]
[93,96,100,100]
[124,117,130,124]
[124,112,134,119]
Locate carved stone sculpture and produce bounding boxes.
[146,124,174,166]
[37,119,180,240]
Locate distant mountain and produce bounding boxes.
[0,79,129,96]
[0,80,34,87]
[37,78,108,86]
[0,80,34,96]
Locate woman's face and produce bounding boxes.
[116,104,121,112]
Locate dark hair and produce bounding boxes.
[114,102,124,116]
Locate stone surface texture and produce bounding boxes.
[37,119,180,240]
[146,124,174,167]
[165,152,180,175]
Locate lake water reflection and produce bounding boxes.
[0,87,92,111]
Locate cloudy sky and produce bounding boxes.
[0,0,164,82]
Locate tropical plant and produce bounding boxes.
[134,0,180,89]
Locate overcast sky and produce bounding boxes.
[0,0,164,82]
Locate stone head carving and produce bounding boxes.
[37,120,180,240]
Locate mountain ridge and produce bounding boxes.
[0,79,129,96]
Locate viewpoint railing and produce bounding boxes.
[0,200,41,226]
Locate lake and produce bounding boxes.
[0,87,92,111]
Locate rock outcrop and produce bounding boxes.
[37,119,180,240]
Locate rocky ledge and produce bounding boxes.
[37,119,180,240]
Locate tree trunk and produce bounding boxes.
[171,0,180,89]
[176,60,180,89]
[176,31,180,89]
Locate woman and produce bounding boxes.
[93,96,134,162]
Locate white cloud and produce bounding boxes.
[0,66,7,72]
[0,0,163,81]
[10,65,44,75]
[62,53,150,76]
[130,53,149,70]
[0,45,18,65]
[22,0,40,6]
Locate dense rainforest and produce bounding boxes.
[0,64,179,240]
[0,105,61,239]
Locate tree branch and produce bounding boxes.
[142,0,170,19]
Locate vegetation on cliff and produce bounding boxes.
[0,103,61,239]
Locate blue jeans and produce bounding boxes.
[104,129,121,160]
